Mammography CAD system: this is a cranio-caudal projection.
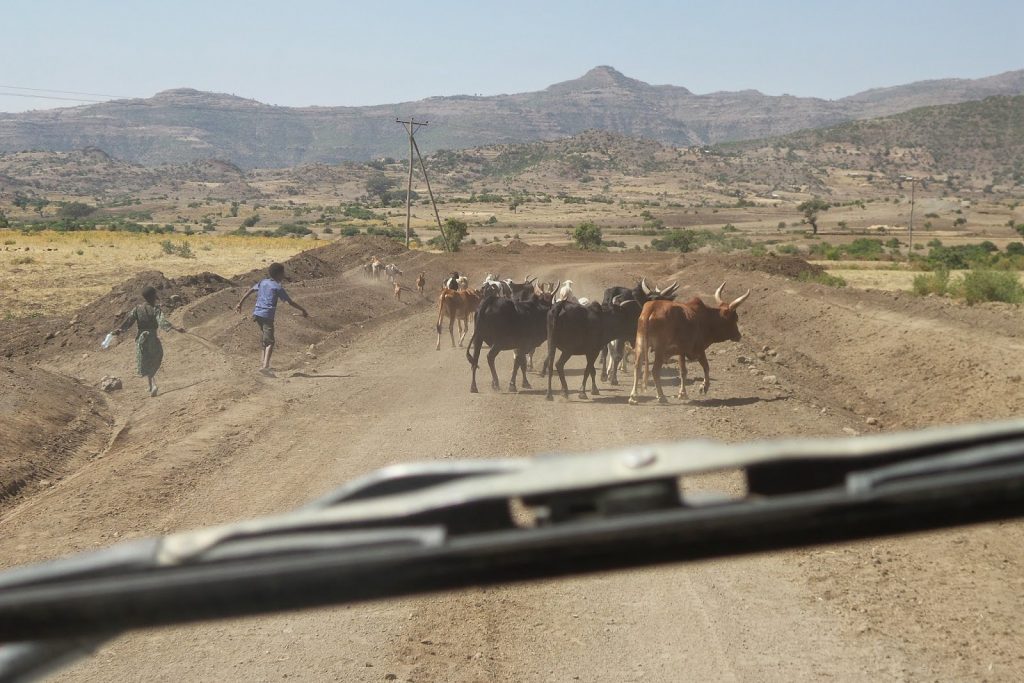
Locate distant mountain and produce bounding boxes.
[1,66,1022,168]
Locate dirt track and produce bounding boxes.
[2,238,1023,681]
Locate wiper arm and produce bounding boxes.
[3,420,1024,681]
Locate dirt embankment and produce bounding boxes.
[0,362,112,503]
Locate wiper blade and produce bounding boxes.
[3,420,1024,679]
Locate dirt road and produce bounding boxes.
[2,238,1023,681]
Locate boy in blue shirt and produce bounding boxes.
[235,262,308,375]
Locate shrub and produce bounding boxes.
[241,214,261,228]
[912,270,951,297]
[340,226,360,237]
[797,271,846,287]
[957,270,1024,305]
[572,221,604,250]
[776,244,799,255]
[274,224,312,237]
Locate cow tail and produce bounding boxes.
[634,313,649,385]
[466,313,480,369]
[435,291,446,335]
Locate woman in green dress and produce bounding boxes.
[110,286,185,397]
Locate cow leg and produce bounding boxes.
[586,351,601,395]
[545,345,558,400]
[651,351,668,403]
[516,352,532,389]
[487,347,501,391]
[628,354,644,405]
[598,343,609,382]
[676,353,689,400]
[554,351,572,399]
[449,315,457,348]
[608,339,623,385]
[458,318,469,347]
[696,351,711,395]
[468,337,483,393]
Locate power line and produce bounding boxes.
[0,91,111,104]
[0,84,131,99]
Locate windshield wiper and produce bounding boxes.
[3,419,1024,681]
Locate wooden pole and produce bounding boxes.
[404,119,415,249]
[412,136,451,252]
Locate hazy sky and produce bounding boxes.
[2,0,1021,113]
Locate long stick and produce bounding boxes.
[412,137,450,252]
[404,119,415,249]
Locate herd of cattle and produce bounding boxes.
[363,257,751,403]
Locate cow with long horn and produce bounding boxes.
[598,278,680,385]
[628,282,751,404]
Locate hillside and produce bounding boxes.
[1,66,1023,167]
[2,94,1021,210]
[724,95,1024,192]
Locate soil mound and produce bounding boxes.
[0,361,111,504]
[699,253,825,280]
[232,236,409,285]
[3,270,233,358]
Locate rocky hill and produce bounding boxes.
[2,66,1023,168]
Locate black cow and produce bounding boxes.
[545,299,642,400]
[598,279,679,384]
[508,276,537,300]
[466,292,553,393]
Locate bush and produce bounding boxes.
[274,224,312,237]
[776,244,799,255]
[572,221,604,250]
[912,270,951,297]
[797,271,846,288]
[241,214,261,228]
[340,226,360,237]
[957,270,1024,305]
[159,239,194,258]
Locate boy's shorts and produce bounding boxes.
[253,315,275,347]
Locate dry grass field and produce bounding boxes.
[0,229,313,318]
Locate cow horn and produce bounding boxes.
[729,289,751,309]
[641,278,651,295]
[714,282,726,306]
[525,275,536,284]
[661,281,679,296]
[553,280,561,297]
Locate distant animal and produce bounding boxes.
[385,264,403,282]
[598,278,679,385]
[393,281,403,301]
[371,257,384,280]
[628,282,749,404]
[544,298,642,400]
[362,262,374,278]
[443,272,461,291]
[552,280,577,303]
[436,288,482,350]
[416,272,426,295]
[466,291,553,393]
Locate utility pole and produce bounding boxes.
[901,175,917,252]
[396,118,450,251]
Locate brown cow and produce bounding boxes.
[628,283,750,404]
[415,272,426,295]
[436,288,482,350]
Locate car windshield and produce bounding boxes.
[1,2,1023,681]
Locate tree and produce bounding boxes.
[797,198,830,234]
[441,217,469,251]
[572,221,603,250]
[0,208,8,228]
[57,202,96,220]
[229,201,239,217]
[365,173,394,205]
